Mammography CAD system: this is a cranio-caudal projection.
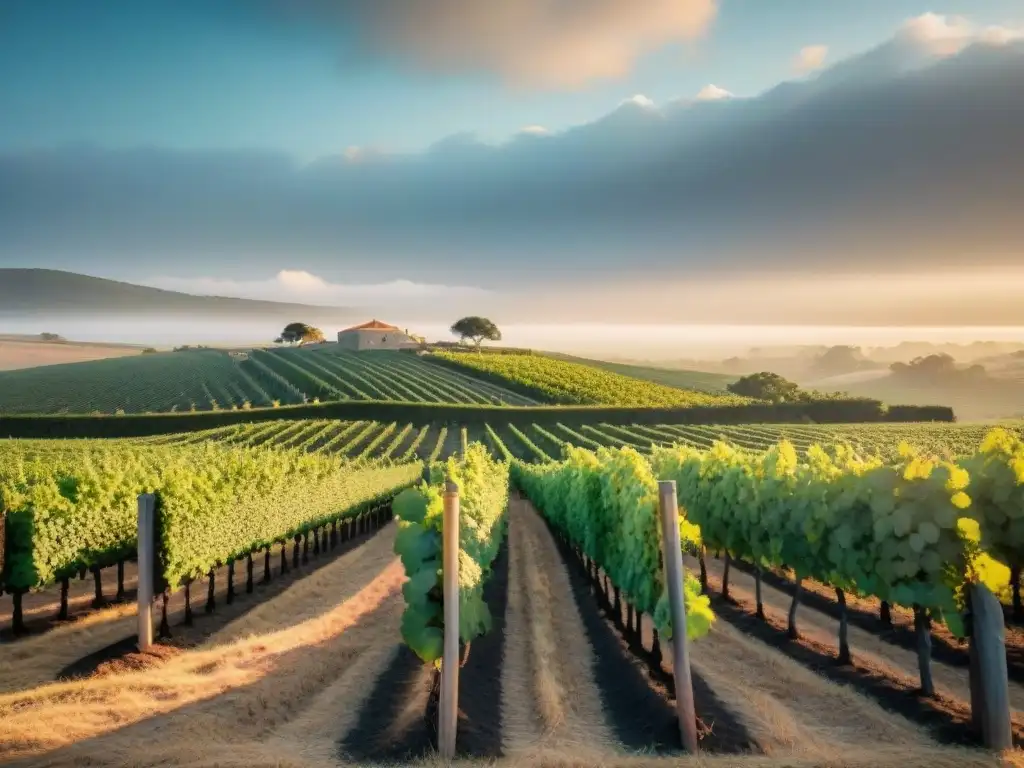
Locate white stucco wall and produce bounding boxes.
[337,329,415,350]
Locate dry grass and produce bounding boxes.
[500,498,617,760]
[0,528,404,766]
[0,339,141,371]
[699,555,1024,714]
[500,499,542,751]
[0,601,139,695]
[690,617,935,759]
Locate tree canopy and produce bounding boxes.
[450,316,501,348]
[890,354,987,381]
[277,322,325,345]
[727,371,803,403]
[809,345,870,378]
[728,371,854,403]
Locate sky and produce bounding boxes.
[1,1,1023,328]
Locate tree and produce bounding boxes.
[810,345,867,378]
[727,372,803,403]
[890,353,956,377]
[278,322,325,345]
[450,316,501,348]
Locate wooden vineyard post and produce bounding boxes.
[657,481,699,754]
[137,493,156,652]
[969,582,1012,750]
[439,479,460,760]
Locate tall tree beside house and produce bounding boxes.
[451,316,501,348]
[276,322,325,345]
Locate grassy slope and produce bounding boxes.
[430,352,746,407]
[547,353,737,394]
[834,375,1024,421]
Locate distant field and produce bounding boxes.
[114,417,1024,465]
[550,353,738,393]
[0,347,537,414]
[0,337,143,371]
[837,375,1024,421]
[431,351,747,407]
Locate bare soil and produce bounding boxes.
[340,540,509,762]
[552,523,751,755]
[0,338,143,371]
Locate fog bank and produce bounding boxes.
[4,316,1024,360]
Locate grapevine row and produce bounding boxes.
[394,443,510,663]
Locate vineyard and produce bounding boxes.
[0,348,537,415]
[431,351,749,407]
[546,353,739,394]
[0,440,420,630]
[131,417,1024,465]
[3,428,1024,766]
[3,344,1024,767]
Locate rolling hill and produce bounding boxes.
[0,268,357,322]
[548,353,738,394]
[0,347,539,415]
[833,374,1024,422]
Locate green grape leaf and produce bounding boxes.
[394,522,440,572]
[394,488,430,525]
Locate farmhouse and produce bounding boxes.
[337,319,418,351]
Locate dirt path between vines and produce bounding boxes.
[500,495,619,761]
[0,526,404,766]
[0,525,384,697]
[513,497,995,768]
[0,503,1009,768]
[698,555,1024,715]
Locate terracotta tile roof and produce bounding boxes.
[340,319,401,333]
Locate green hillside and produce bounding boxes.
[429,351,746,407]
[0,347,538,414]
[548,353,737,394]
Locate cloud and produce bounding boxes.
[899,13,974,55]
[145,270,491,306]
[261,0,717,88]
[3,15,1024,324]
[518,125,550,136]
[620,93,656,109]
[898,12,1022,56]
[694,83,732,100]
[794,44,828,73]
